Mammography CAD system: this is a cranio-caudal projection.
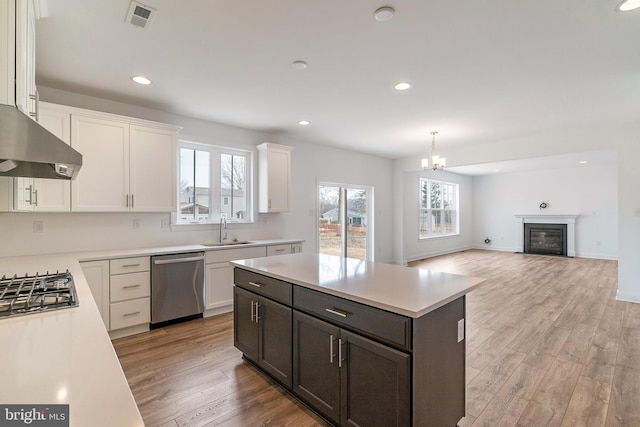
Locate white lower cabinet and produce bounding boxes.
[267,244,292,256]
[205,246,267,314]
[204,243,303,315]
[109,256,150,337]
[80,260,110,329]
[110,298,150,331]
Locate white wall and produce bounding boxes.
[393,157,474,263]
[393,122,640,303]
[471,164,618,259]
[0,87,394,261]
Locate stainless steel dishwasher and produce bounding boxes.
[151,252,205,327]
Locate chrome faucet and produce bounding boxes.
[219,215,227,243]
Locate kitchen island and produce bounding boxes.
[0,239,301,427]
[231,253,485,427]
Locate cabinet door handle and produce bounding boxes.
[123,311,141,317]
[338,338,343,368]
[122,284,141,289]
[330,335,335,364]
[125,194,129,208]
[326,308,349,318]
[254,302,260,323]
[25,184,34,205]
[250,301,255,322]
[132,194,134,208]
[29,91,39,121]
[32,189,38,207]
[248,281,263,288]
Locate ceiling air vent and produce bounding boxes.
[125,1,156,29]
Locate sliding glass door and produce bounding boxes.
[318,183,372,261]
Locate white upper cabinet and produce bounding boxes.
[14,0,36,117]
[257,143,293,213]
[129,125,176,212]
[70,111,178,212]
[13,103,72,211]
[1,0,36,110]
[71,114,130,212]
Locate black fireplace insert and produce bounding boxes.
[524,223,567,256]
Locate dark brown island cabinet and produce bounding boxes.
[232,254,484,427]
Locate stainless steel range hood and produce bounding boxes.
[0,104,82,179]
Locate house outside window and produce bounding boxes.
[419,178,459,238]
[177,141,251,224]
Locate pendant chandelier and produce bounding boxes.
[421,131,446,171]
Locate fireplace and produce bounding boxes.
[524,223,567,256]
[514,214,578,257]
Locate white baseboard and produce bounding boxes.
[616,290,640,304]
[204,305,233,317]
[405,246,474,264]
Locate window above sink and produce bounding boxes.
[177,140,253,225]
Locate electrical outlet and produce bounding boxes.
[133,219,141,229]
[457,319,465,343]
[33,221,44,233]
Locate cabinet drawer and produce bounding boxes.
[110,256,150,274]
[110,271,150,302]
[206,246,266,264]
[266,244,291,256]
[234,268,291,305]
[110,298,150,330]
[293,286,411,351]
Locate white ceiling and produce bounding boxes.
[34,0,640,163]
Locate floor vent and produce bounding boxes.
[125,1,156,29]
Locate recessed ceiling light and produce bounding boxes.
[292,60,308,70]
[579,160,588,164]
[131,76,151,85]
[374,6,395,21]
[493,169,500,173]
[394,82,411,91]
[617,0,640,11]
[298,120,310,126]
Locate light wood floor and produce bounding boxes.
[113,250,640,427]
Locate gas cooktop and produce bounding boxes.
[0,271,78,318]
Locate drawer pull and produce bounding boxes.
[275,249,285,252]
[122,284,141,289]
[122,311,141,317]
[326,308,349,318]
[248,281,263,288]
[121,263,141,268]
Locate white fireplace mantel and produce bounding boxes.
[514,214,579,257]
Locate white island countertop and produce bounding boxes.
[231,253,485,318]
[0,238,302,427]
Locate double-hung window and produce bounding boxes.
[419,178,458,238]
[177,141,251,224]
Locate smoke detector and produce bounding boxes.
[125,1,156,29]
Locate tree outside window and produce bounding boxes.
[419,178,458,238]
[178,142,251,224]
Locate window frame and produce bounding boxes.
[175,140,253,225]
[418,177,459,239]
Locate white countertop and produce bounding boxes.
[0,253,143,427]
[0,238,302,427]
[231,253,485,318]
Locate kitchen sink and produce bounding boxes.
[202,241,253,247]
